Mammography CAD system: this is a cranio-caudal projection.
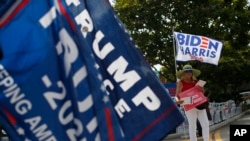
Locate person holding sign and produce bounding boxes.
[175,64,209,141]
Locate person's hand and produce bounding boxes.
[175,100,184,105]
[196,86,204,93]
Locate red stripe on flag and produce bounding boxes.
[132,104,177,141]
[3,108,17,125]
[201,37,208,41]
[200,45,207,48]
[105,107,115,141]
[200,37,209,48]
[57,0,76,31]
[0,0,30,28]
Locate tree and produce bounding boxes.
[113,0,250,102]
[113,0,178,80]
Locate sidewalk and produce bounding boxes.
[162,109,250,141]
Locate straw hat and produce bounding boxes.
[176,64,201,79]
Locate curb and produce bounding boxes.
[164,109,250,140]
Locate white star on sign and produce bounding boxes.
[24,138,31,141]
[103,95,109,103]
[17,127,24,135]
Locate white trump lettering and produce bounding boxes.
[93,31,115,59]
[75,9,93,38]
[107,56,141,92]
[132,86,160,111]
[25,116,56,141]
[115,99,131,118]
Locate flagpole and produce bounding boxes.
[172,27,178,80]
[172,29,188,139]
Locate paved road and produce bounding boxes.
[162,110,250,141]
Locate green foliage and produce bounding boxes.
[113,0,250,102]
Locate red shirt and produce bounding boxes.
[181,80,197,92]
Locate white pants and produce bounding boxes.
[185,108,209,141]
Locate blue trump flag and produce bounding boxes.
[64,0,184,140]
[0,0,184,141]
[0,0,123,141]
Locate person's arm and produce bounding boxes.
[175,81,184,104]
